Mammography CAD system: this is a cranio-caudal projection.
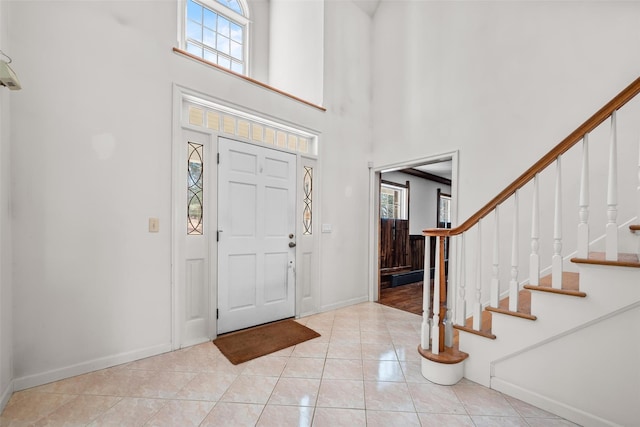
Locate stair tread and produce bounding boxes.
[455,311,496,340]
[456,289,535,339]
[486,306,537,320]
[418,344,469,364]
[486,289,536,320]
[571,251,640,268]
[524,272,586,297]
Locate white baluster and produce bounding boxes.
[431,236,441,354]
[490,207,500,308]
[421,236,431,350]
[606,110,619,261]
[509,191,519,312]
[472,222,483,331]
[552,157,563,289]
[444,236,454,348]
[577,133,590,258]
[457,234,467,325]
[530,174,540,286]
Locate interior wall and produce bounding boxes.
[0,0,14,409]
[7,0,370,388]
[371,1,640,223]
[493,304,640,427]
[247,0,270,83]
[381,170,451,235]
[318,0,372,311]
[371,0,640,311]
[269,0,324,105]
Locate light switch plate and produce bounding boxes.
[149,217,159,233]
[321,223,332,233]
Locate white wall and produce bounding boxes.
[372,0,640,309]
[269,0,324,105]
[372,1,640,223]
[493,304,640,427]
[318,1,372,311]
[0,0,14,409]
[7,0,370,388]
[247,0,270,83]
[382,170,451,235]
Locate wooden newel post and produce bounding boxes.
[438,236,447,352]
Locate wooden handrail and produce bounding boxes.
[425,76,640,238]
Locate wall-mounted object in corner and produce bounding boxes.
[0,61,21,90]
[0,50,21,90]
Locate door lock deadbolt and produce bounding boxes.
[289,233,295,239]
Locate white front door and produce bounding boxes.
[217,137,297,334]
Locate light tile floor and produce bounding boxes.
[0,302,580,426]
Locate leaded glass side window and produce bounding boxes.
[303,166,313,235]
[188,142,204,235]
[185,0,248,75]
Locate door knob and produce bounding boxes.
[289,242,297,248]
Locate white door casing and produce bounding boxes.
[217,137,297,334]
[172,88,319,350]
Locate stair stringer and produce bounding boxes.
[490,301,640,427]
[458,263,640,388]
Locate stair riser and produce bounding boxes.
[458,333,494,386]
[575,264,640,299]
[490,282,639,351]
[459,264,640,388]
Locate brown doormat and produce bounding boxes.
[213,319,321,365]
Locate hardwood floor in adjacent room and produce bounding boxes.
[378,281,424,316]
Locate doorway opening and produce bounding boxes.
[372,155,457,316]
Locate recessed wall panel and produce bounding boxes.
[228,254,256,310]
[264,186,288,236]
[186,259,205,320]
[302,252,312,299]
[229,150,257,174]
[229,182,256,236]
[264,157,289,179]
[264,252,288,303]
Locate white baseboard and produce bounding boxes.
[320,295,369,313]
[13,343,172,391]
[491,377,620,427]
[0,379,14,413]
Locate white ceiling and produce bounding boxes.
[414,160,453,180]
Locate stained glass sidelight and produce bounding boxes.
[303,166,313,235]
[188,142,204,235]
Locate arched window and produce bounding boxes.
[184,0,249,75]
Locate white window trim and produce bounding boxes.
[380,182,408,220]
[178,0,251,76]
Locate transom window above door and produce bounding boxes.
[184,0,249,74]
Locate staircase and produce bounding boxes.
[418,77,640,427]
